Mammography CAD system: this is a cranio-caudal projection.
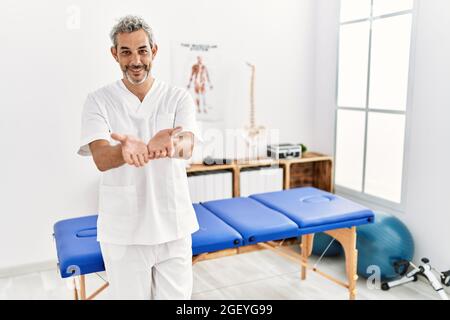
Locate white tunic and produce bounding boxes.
[78,78,201,245]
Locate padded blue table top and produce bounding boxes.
[53,215,103,278]
[192,204,243,255]
[54,188,374,278]
[250,187,374,229]
[54,206,246,277]
[201,197,299,244]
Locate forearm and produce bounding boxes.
[90,143,126,172]
[172,132,194,160]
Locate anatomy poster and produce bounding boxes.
[171,42,222,122]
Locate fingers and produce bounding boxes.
[147,148,169,159]
[111,133,127,143]
[123,152,134,165]
[130,154,140,168]
[127,152,149,167]
[137,154,145,167]
[166,144,174,158]
[117,135,152,167]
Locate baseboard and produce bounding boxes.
[0,260,57,279]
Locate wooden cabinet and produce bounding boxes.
[187,152,333,197]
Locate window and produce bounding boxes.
[335,0,414,207]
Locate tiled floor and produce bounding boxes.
[0,246,443,300]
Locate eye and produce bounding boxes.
[121,51,131,56]
[139,49,148,55]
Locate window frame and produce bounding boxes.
[333,0,419,213]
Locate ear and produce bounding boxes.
[110,46,119,62]
[151,44,158,58]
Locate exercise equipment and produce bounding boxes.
[356,211,414,280]
[381,258,450,300]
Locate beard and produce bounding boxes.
[123,63,151,85]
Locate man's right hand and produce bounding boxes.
[111,133,149,167]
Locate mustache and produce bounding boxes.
[125,64,150,71]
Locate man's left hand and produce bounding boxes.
[147,126,183,159]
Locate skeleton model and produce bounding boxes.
[243,62,265,159]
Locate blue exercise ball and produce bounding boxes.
[312,232,343,257]
[356,211,414,280]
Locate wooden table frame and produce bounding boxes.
[72,226,358,300]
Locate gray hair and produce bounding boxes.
[110,15,155,48]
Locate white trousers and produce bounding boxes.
[100,236,193,300]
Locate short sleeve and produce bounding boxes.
[77,94,111,156]
[174,91,203,144]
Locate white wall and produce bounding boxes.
[314,0,450,269]
[313,1,340,155]
[402,0,450,270]
[0,0,316,272]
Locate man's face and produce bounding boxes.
[111,29,157,85]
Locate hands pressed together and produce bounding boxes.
[111,127,183,168]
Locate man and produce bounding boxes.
[77,15,201,300]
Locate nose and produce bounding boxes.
[130,52,141,66]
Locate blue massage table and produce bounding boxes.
[53,187,374,300]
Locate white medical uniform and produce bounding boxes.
[78,78,201,299]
